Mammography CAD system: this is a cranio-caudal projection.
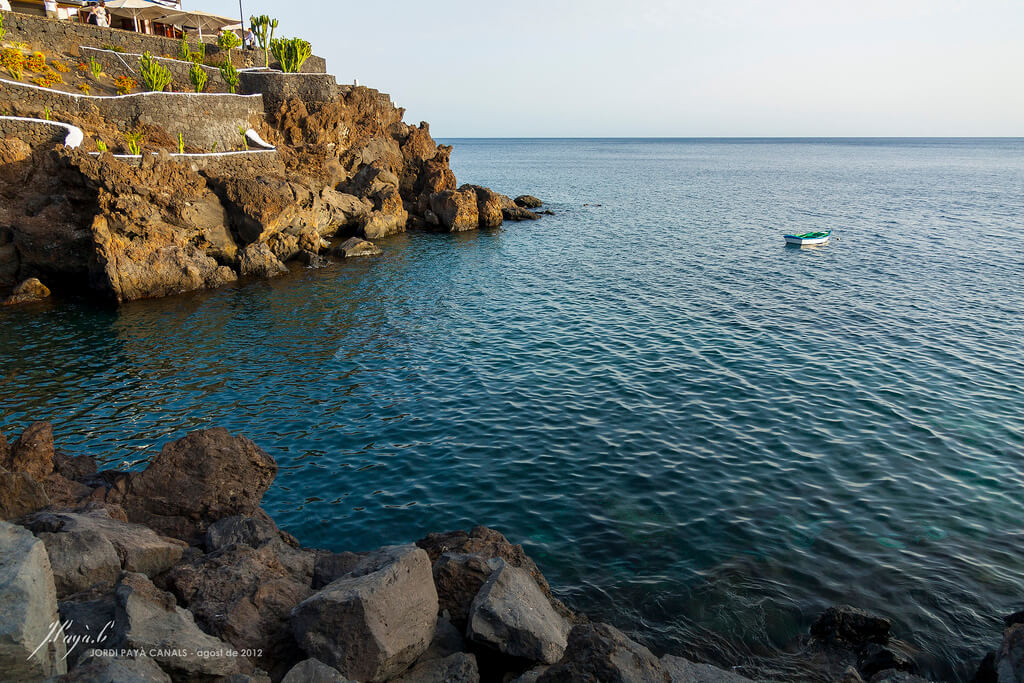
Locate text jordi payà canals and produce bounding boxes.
[30,620,261,662]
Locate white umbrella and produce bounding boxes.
[155,9,240,41]
[104,0,173,32]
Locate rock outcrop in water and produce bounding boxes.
[0,421,773,683]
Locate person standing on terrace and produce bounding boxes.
[43,0,58,19]
[89,0,109,27]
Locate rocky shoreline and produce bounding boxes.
[0,422,1017,682]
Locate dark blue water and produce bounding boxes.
[3,139,1023,680]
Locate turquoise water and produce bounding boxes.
[3,139,1023,680]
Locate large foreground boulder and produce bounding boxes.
[118,428,278,542]
[55,652,171,682]
[393,652,479,683]
[538,622,668,682]
[291,544,438,682]
[281,657,356,683]
[467,560,569,664]
[429,189,479,231]
[112,572,250,678]
[0,521,67,679]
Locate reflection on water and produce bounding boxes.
[3,139,1024,681]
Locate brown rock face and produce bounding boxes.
[0,471,50,520]
[537,623,669,683]
[462,185,505,228]
[120,428,278,542]
[7,421,56,481]
[2,277,51,305]
[429,189,480,231]
[169,535,314,677]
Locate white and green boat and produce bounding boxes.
[784,230,832,246]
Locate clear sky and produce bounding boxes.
[198,0,1023,137]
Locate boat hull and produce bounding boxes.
[784,235,831,246]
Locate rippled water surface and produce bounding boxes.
[3,139,1024,680]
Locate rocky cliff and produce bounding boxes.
[0,61,542,304]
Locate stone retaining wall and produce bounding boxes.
[80,47,236,94]
[0,78,265,150]
[239,71,339,110]
[0,116,76,148]
[108,149,284,177]
[0,12,327,73]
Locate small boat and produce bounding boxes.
[784,230,832,246]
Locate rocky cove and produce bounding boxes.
[3,420,1019,683]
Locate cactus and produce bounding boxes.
[217,30,240,57]
[88,56,102,79]
[188,61,207,92]
[177,133,184,154]
[238,126,248,151]
[219,60,239,94]
[250,15,278,68]
[178,35,191,62]
[43,107,51,121]
[0,13,6,42]
[139,52,171,92]
[96,139,108,153]
[125,131,143,156]
[270,37,311,73]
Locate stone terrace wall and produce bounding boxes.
[0,117,75,148]
[112,149,284,176]
[239,71,339,110]
[0,79,265,150]
[0,12,327,73]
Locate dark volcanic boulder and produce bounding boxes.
[5,421,55,481]
[811,606,892,648]
[120,428,278,542]
[52,452,99,483]
[393,652,479,683]
[432,552,496,629]
[997,623,1024,682]
[281,657,355,683]
[417,526,574,621]
[2,277,51,305]
[111,572,250,679]
[290,544,438,682]
[169,535,314,677]
[56,652,171,682]
[515,195,543,209]
[537,622,669,683]
[467,560,569,664]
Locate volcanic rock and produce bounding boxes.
[6,420,55,481]
[334,236,382,258]
[661,654,754,682]
[240,242,289,278]
[290,544,438,682]
[281,657,355,683]
[430,189,479,231]
[393,652,479,683]
[537,622,668,682]
[119,428,278,542]
[0,471,50,519]
[997,623,1024,683]
[514,195,543,208]
[0,521,67,679]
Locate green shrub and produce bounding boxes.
[139,52,171,92]
[270,37,311,73]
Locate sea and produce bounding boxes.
[2,138,1023,680]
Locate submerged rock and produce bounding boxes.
[334,236,382,258]
[661,654,754,682]
[997,623,1024,683]
[811,606,892,647]
[0,521,67,679]
[514,195,543,208]
[467,559,569,664]
[290,544,438,682]
[2,277,51,305]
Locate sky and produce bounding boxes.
[198,0,1023,137]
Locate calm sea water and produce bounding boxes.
[3,139,1023,680]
